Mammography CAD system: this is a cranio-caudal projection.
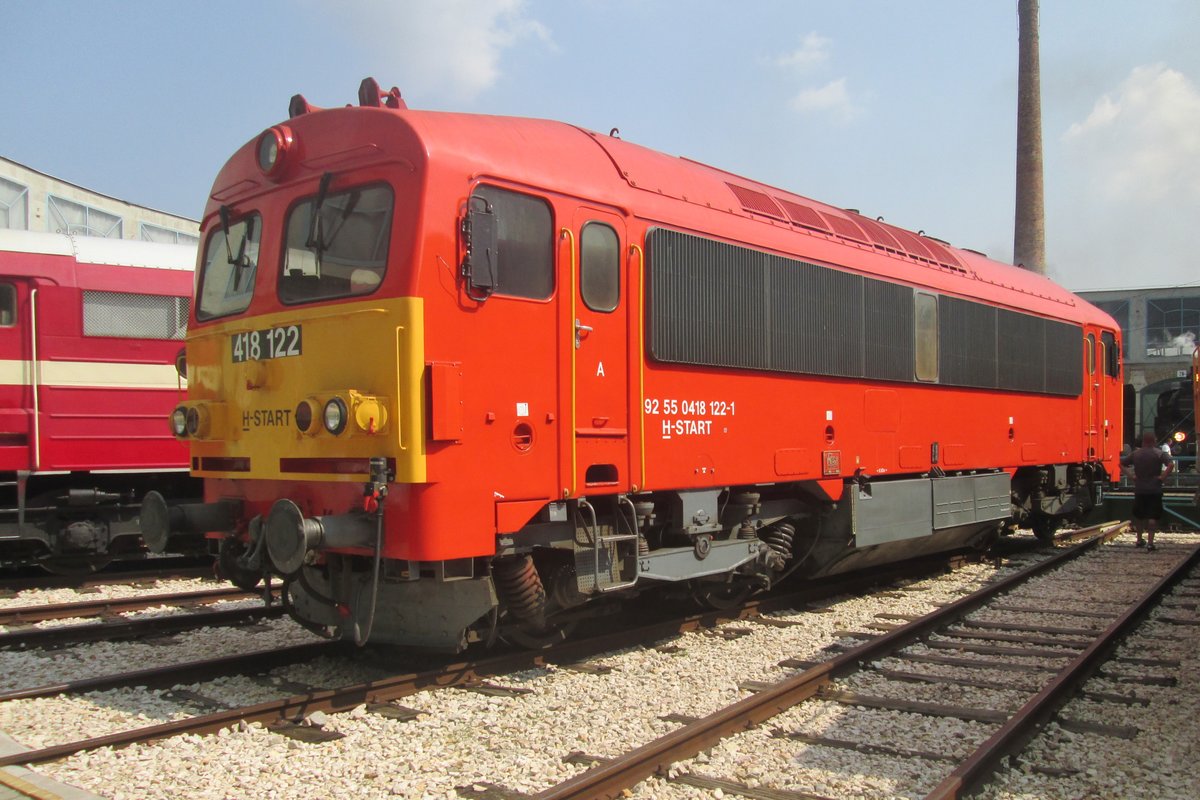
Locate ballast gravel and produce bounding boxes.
[1,529,1197,799]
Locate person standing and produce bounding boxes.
[1121,431,1175,550]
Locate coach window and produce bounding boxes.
[282,184,393,304]
[470,185,554,300]
[914,291,939,382]
[1086,334,1096,375]
[197,212,262,321]
[1101,331,1119,377]
[580,222,619,312]
[0,284,15,327]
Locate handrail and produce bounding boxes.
[29,288,39,470]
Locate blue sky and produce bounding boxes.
[5,1,1198,291]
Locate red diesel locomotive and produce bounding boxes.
[0,230,201,573]
[145,79,1122,649]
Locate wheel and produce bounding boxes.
[217,537,262,591]
[502,620,575,649]
[1030,514,1061,543]
[690,580,754,611]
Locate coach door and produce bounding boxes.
[565,209,631,496]
[0,280,35,470]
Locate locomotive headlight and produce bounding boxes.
[170,407,188,438]
[256,125,294,179]
[323,397,348,435]
[1172,431,1187,443]
[185,408,201,437]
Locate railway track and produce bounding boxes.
[537,525,1198,799]
[0,586,281,651]
[7,522,1186,799]
[0,530,1091,774]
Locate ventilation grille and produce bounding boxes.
[646,228,1081,396]
[725,183,785,220]
[82,291,189,340]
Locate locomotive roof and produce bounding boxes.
[395,108,1112,330]
[214,92,1118,332]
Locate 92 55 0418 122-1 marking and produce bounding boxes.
[231,325,302,363]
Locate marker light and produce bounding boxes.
[170,407,188,437]
[295,400,313,433]
[1173,430,1187,443]
[323,397,348,435]
[256,126,294,179]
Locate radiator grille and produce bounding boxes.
[646,228,1081,396]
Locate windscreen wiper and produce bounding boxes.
[305,173,335,275]
[231,216,255,291]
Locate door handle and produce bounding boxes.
[574,319,593,349]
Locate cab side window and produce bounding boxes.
[1101,331,1119,377]
[469,185,554,300]
[0,284,14,327]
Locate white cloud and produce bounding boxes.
[1053,63,1200,289]
[776,33,831,72]
[774,33,860,124]
[789,78,861,123]
[1062,63,1200,203]
[354,0,553,102]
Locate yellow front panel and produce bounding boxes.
[183,297,426,483]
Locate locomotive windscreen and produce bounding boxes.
[646,228,1083,396]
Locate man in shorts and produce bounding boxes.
[1120,431,1175,551]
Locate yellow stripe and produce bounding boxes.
[0,359,182,389]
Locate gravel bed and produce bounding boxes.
[0,577,225,610]
[1,530,1195,799]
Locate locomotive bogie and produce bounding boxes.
[170,79,1123,649]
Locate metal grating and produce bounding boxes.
[646,228,1080,396]
[997,308,1046,393]
[769,257,864,378]
[774,198,830,232]
[852,216,903,252]
[647,230,769,370]
[820,213,869,244]
[83,291,189,340]
[1045,319,1084,395]
[865,281,915,382]
[916,236,964,270]
[888,227,936,262]
[939,296,998,389]
[726,184,786,220]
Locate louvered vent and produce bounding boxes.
[916,236,964,270]
[851,216,902,251]
[888,227,936,262]
[774,198,830,232]
[726,184,785,220]
[819,213,869,243]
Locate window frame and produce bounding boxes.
[468,184,555,302]
[579,221,620,313]
[196,211,263,322]
[914,291,939,382]
[0,283,16,327]
[278,182,394,306]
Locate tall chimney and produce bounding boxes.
[1014,0,1046,274]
